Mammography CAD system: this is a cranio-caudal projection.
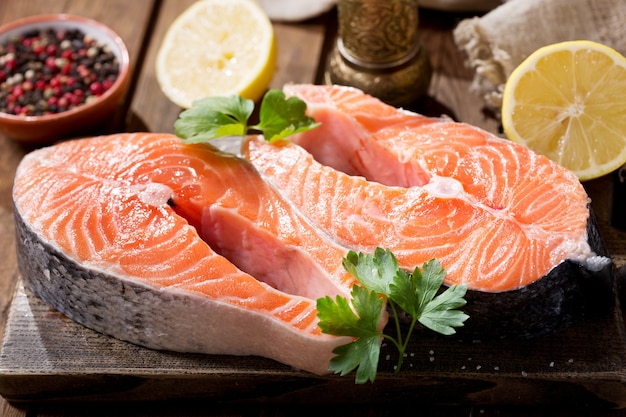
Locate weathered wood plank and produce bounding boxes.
[127,0,194,135]
[2,279,626,407]
[0,2,160,415]
[272,19,328,88]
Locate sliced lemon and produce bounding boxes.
[156,0,277,108]
[501,40,626,181]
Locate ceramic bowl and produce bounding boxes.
[0,14,131,144]
[257,0,337,21]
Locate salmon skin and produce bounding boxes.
[12,132,370,375]
[243,84,615,338]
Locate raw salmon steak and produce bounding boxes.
[246,84,603,292]
[12,132,366,375]
[243,84,614,338]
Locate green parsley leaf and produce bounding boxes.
[317,285,384,384]
[317,248,468,384]
[175,95,253,144]
[174,89,319,144]
[251,89,320,142]
[417,284,469,335]
[390,258,444,318]
[390,259,468,335]
[341,248,399,296]
[330,337,381,385]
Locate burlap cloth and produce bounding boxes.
[453,0,626,113]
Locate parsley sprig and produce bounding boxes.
[173,93,468,384]
[174,90,320,144]
[317,248,469,384]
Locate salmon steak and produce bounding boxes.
[243,84,614,338]
[12,132,367,375]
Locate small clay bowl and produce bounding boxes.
[0,14,131,144]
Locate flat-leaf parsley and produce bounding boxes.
[174,89,320,144]
[317,248,468,384]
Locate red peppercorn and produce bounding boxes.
[61,49,74,60]
[5,57,17,71]
[11,85,24,98]
[44,55,57,70]
[89,81,103,96]
[61,62,72,75]
[66,92,82,106]
[76,64,89,78]
[45,44,57,55]
[57,96,68,109]
[102,78,114,91]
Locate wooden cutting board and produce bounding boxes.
[1,278,625,408]
[2,154,625,407]
[2,0,625,410]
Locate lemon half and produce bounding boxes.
[501,40,626,181]
[156,0,277,108]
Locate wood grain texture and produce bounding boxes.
[2,280,626,407]
[1,1,626,416]
[128,0,194,135]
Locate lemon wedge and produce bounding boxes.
[156,0,277,108]
[501,40,626,181]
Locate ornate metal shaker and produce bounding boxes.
[325,0,431,107]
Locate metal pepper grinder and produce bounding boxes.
[325,0,431,107]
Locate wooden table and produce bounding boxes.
[1,1,626,416]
